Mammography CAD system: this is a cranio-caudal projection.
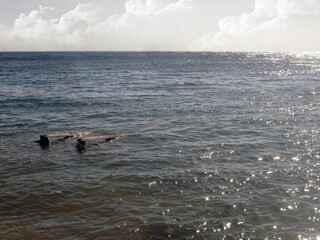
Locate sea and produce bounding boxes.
[0,52,320,240]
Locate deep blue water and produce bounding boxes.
[1,52,320,239]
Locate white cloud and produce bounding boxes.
[0,0,225,51]
[1,0,319,51]
[189,0,320,51]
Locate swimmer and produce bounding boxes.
[75,134,124,152]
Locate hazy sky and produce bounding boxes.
[0,0,319,51]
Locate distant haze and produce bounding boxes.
[0,0,319,51]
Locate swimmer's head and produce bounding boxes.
[76,139,86,152]
[37,135,49,148]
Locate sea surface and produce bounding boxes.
[0,52,320,239]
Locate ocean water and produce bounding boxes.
[0,52,320,239]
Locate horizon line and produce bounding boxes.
[1,50,319,54]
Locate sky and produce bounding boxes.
[0,0,319,51]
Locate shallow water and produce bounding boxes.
[1,52,320,239]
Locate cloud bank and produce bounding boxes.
[190,0,320,51]
[0,0,319,51]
